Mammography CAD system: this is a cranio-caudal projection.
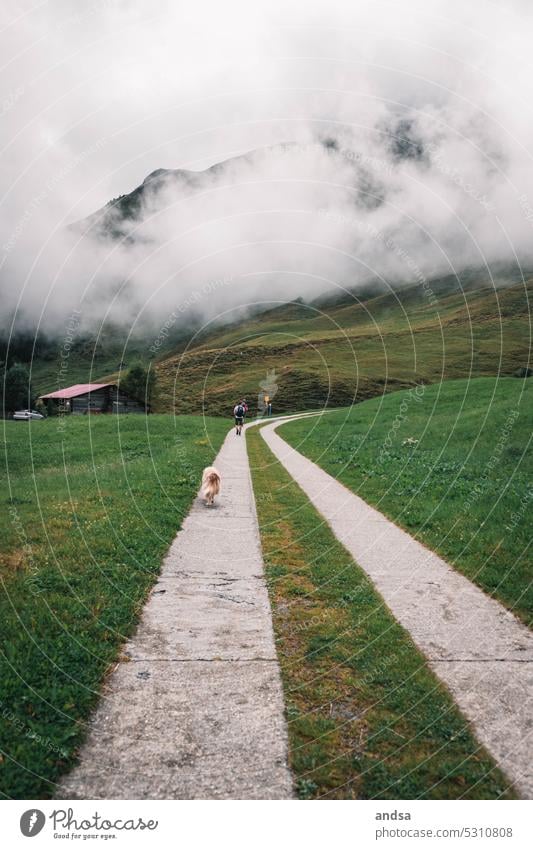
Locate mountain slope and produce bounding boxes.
[151,276,532,415]
[73,141,379,241]
[11,271,531,412]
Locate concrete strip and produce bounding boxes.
[261,418,533,798]
[60,425,293,799]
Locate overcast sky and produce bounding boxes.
[2,0,533,334]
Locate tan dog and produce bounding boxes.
[201,466,221,506]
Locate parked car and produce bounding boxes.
[13,409,45,421]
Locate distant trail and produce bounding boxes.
[60,422,293,800]
[261,417,533,799]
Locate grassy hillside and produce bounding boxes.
[10,271,530,415]
[1,323,185,399]
[278,377,532,626]
[0,414,228,798]
[153,276,532,416]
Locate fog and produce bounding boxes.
[2,0,533,342]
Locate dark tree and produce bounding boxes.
[120,364,156,405]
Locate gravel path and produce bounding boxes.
[261,417,533,799]
[60,424,293,799]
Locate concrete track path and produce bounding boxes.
[60,423,293,799]
[261,417,533,799]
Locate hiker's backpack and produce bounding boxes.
[236,404,244,417]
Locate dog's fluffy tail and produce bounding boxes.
[202,466,221,496]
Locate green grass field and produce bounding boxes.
[278,377,532,627]
[0,414,228,799]
[1,374,529,799]
[247,425,515,799]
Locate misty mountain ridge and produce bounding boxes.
[6,118,533,356]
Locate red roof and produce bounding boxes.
[39,383,115,400]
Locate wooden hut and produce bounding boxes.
[39,383,149,415]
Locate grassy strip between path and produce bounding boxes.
[247,424,515,800]
[277,378,532,627]
[0,414,228,799]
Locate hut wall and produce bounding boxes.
[71,388,109,414]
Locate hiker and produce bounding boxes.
[234,401,245,435]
